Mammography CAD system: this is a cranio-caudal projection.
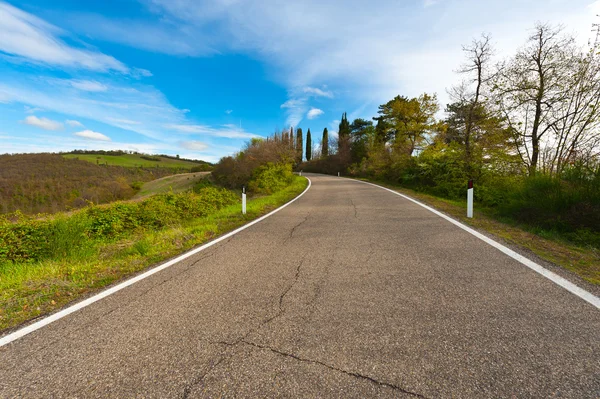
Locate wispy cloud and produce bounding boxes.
[66,119,83,127]
[423,0,440,7]
[179,140,208,151]
[74,130,111,141]
[307,108,324,119]
[22,115,63,130]
[225,109,233,114]
[0,72,185,141]
[106,117,141,125]
[24,105,43,113]
[303,87,333,98]
[0,1,128,73]
[165,123,259,139]
[280,98,307,127]
[70,80,108,92]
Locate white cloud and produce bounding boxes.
[70,80,107,92]
[22,115,63,130]
[24,105,43,113]
[164,123,260,139]
[280,98,307,127]
[307,108,324,119]
[66,119,83,127]
[106,117,141,125]
[74,130,111,141]
[0,74,186,141]
[179,140,208,151]
[135,0,600,116]
[225,109,233,114]
[0,2,128,73]
[303,87,333,98]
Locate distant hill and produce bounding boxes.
[62,151,212,170]
[0,154,178,215]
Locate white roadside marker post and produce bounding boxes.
[338,172,340,177]
[242,186,247,215]
[299,170,302,176]
[467,179,473,218]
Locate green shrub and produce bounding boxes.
[0,187,239,263]
[248,163,294,194]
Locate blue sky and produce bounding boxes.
[1,0,599,162]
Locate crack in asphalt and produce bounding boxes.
[237,340,429,398]
[181,355,227,399]
[284,213,310,243]
[277,255,305,312]
[350,199,358,219]
[212,255,308,347]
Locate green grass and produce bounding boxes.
[63,153,202,169]
[133,172,211,199]
[0,177,308,332]
[355,177,600,286]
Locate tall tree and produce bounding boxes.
[350,118,374,163]
[449,34,494,176]
[338,113,351,164]
[492,23,575,174]
[373,117,391,145]
[296,127,303,163]
[306,129,312,161]
[376,94,439,156]
[321,127,329,157]
[290,127,295,151]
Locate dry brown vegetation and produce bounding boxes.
[0,153,175,214]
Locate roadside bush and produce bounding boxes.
[212,137,295,190]
[0,187,239,263]
[248,163,294,194]
[190,164,213,172]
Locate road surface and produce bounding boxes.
[1,174,599,398]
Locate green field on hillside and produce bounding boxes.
[133,172,211,199]
[63,153,203,169]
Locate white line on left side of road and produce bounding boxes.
[351,178,600,310]
[0,178,312,348]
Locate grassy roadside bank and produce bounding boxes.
[355,178,600,286]
[0,176,308,332]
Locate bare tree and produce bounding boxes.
[491,23,575,174]
[448,33,495,176]
[547,41,600,174]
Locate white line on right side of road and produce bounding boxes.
[351,178,600,310]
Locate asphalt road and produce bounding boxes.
[1,174,599,398]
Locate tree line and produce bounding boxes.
[282,22,600,247]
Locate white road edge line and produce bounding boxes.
[0,178,313,348]
[350,178,600,310]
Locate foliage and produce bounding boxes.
[212,134,295,191]
[248,163,294,194]
[306,129,312,161]
[0,186,238,263]
[321,128,329,157]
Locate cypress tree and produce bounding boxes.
[338,112,351,140]
[338,112,351,162]
[296,127,303,163]
[290,126,295,150]
[306,129,312,161]
[322,127,329,157]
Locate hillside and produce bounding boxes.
[62,152,211,170]
[133,172,211,199]
[0,154,176,214]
